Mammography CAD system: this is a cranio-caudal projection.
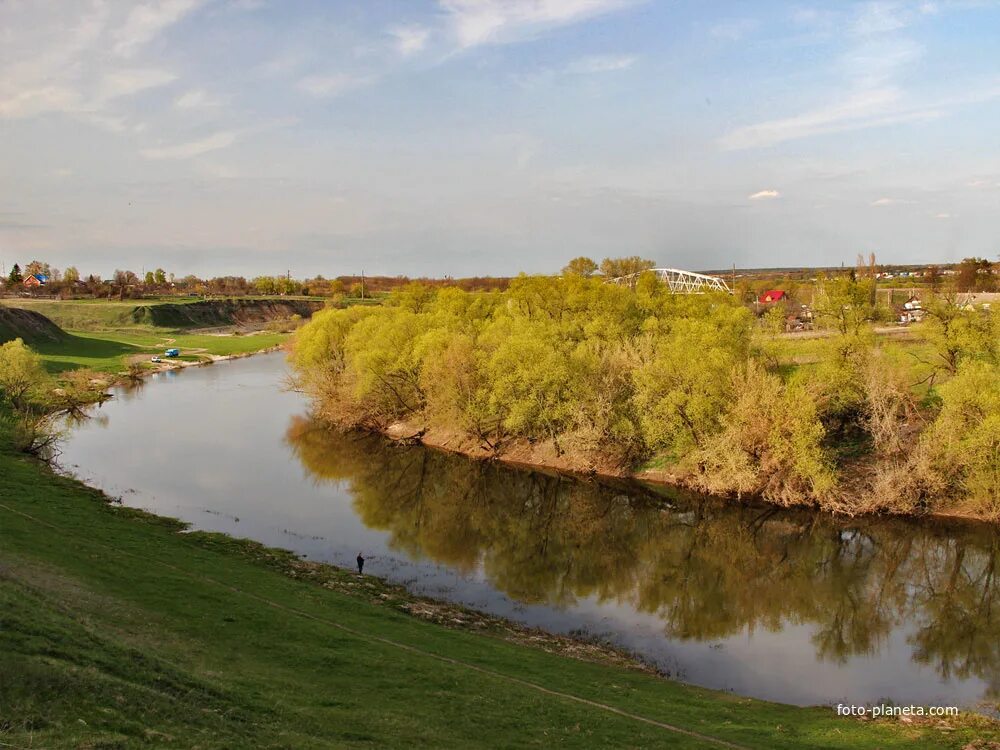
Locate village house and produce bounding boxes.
[758,289,787,304]
[897,296,925,324]
[22,274,49,288]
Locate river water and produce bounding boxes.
[58,352,1000,711]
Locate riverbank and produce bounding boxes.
[381,420,994,526]
[2,417,997,747]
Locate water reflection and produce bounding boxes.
[286,417,1000,703]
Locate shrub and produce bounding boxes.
[0,339,48,408]
[691,361,835,505]
[917,361,1000,515]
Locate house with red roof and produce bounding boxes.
[757,289,787,304]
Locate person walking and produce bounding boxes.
[356,552,365,575]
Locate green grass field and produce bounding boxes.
[1,418,997,748]
[29,330,289,373]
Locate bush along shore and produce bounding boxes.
[290,274,1000,521]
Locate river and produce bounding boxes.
[58,351,1000,712]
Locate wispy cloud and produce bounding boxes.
[440,0,638,49]
[749,189,780,200]
[710,18,758,42]
[388,25,431,56]
[295,73,372,98]
[0,3,178,132]
[174,89,225,109]
[852,0,937,36]
[99,69,177,100]
[871,197,916,206]
[140,131,237,159]
[791,7,838,30]
[114,0,206,57]
[717,2,974,150]
[566,54,636,74]
[720,82,1000,150]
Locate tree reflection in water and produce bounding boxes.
[286,416,1000,698]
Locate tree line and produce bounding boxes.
[2,259,513,300]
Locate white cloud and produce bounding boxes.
[388,25,431,55]
[566,54,636,74]
[174,89,225,109]
[720,88,940,150]
[98,69,177,100]
[792,7,837,29]
[114,0,205,57]
[853,1,908,35]
[871,197,916,206]
[720,80,1000,150]
[748,189,780,200]
[710,18,758,42]
[852,0,937,36]
[140,131,237,159]
[842,37,922,89]
[440,0,638,49]
[716,2,993,151]
[296,73,371,98]
[0,86,80,119]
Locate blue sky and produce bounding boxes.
[2,0,999,278]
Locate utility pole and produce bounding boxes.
[361,270,365,300]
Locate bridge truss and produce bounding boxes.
[610,268,732,294]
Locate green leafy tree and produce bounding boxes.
[8,263,22,284]
[919,361,1000,514]
[561,256,598,277]
[599,256,656,279]
[956,257,994,293]
[24,260,51,278]
[0,338,48,408]
[62,266,80,284]
[154,268,167,285]
[253,276,278,295]
[813,276,877,335]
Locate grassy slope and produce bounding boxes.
[2,299,291,373]
[1,429,996,748]
[30,330,289,373]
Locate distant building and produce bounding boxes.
[957,292,1000,310]
[758,289,787,304]
[23,274,49,287]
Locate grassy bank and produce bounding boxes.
[30,329,289,373]
[1,298,297,373]
[1,421,995,747]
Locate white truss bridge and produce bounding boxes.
[609,268,732,294]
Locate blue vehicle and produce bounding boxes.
[165,348,180,358]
